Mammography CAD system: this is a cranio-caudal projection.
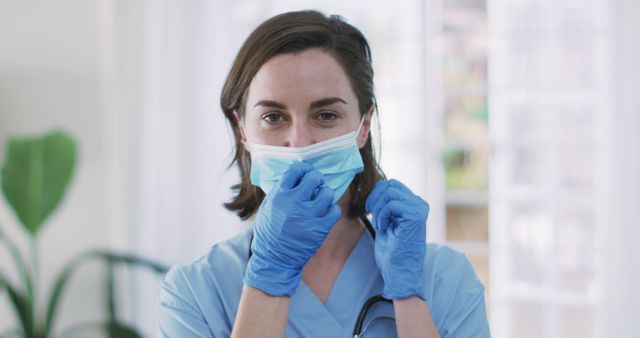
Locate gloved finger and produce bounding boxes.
[291,169,325,200]
[377,200,406,236]
[365,179,391,213]
[301,185,333,216]
[315,184,334,205]
[418,197,430,219]
[318,203,341,231]
[374,216,391,235]
[280,161,314,190]
[387,179,415,197]
[380,200,427,242]
[371,186,407,220]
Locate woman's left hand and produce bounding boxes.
[366,179,429,300]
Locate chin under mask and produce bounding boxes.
[248,117,365,202]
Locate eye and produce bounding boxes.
[317,111,339,123]
[262,112,284,124]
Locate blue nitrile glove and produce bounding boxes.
[366,179,429,300]
[244,161,342,297]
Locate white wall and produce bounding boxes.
[0,1,114,336]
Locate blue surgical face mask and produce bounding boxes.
[247,117,366,202]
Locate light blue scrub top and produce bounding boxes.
[156,228,491,337]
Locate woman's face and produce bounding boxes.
[240,48,371,149]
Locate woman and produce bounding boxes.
[156,10,490,338]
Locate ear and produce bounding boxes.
[357,105,374,148]
[234,110,251,152]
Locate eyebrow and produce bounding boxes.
[310,97,347,109]
[253,97,348,109]
[253,100,286,109]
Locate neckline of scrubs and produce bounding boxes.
[289,228,383,337]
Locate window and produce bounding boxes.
[441,0,491,300]
[488,0,609,336]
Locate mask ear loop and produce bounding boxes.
[355,115,366,140]
[234,111,253,152]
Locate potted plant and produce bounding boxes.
[1,131,168,338]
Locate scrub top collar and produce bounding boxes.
[290,219,385,337]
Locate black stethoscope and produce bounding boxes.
[247,216,394,337]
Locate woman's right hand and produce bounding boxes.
[243,161,341,297]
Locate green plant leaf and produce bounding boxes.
[44,250,168,337]
[0,226,33,307]
[1,131,76,236]
[0,272,33,338]
[106,260,117,325]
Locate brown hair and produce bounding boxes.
[220,10,385,220]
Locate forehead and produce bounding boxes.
[247,48,356,103]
